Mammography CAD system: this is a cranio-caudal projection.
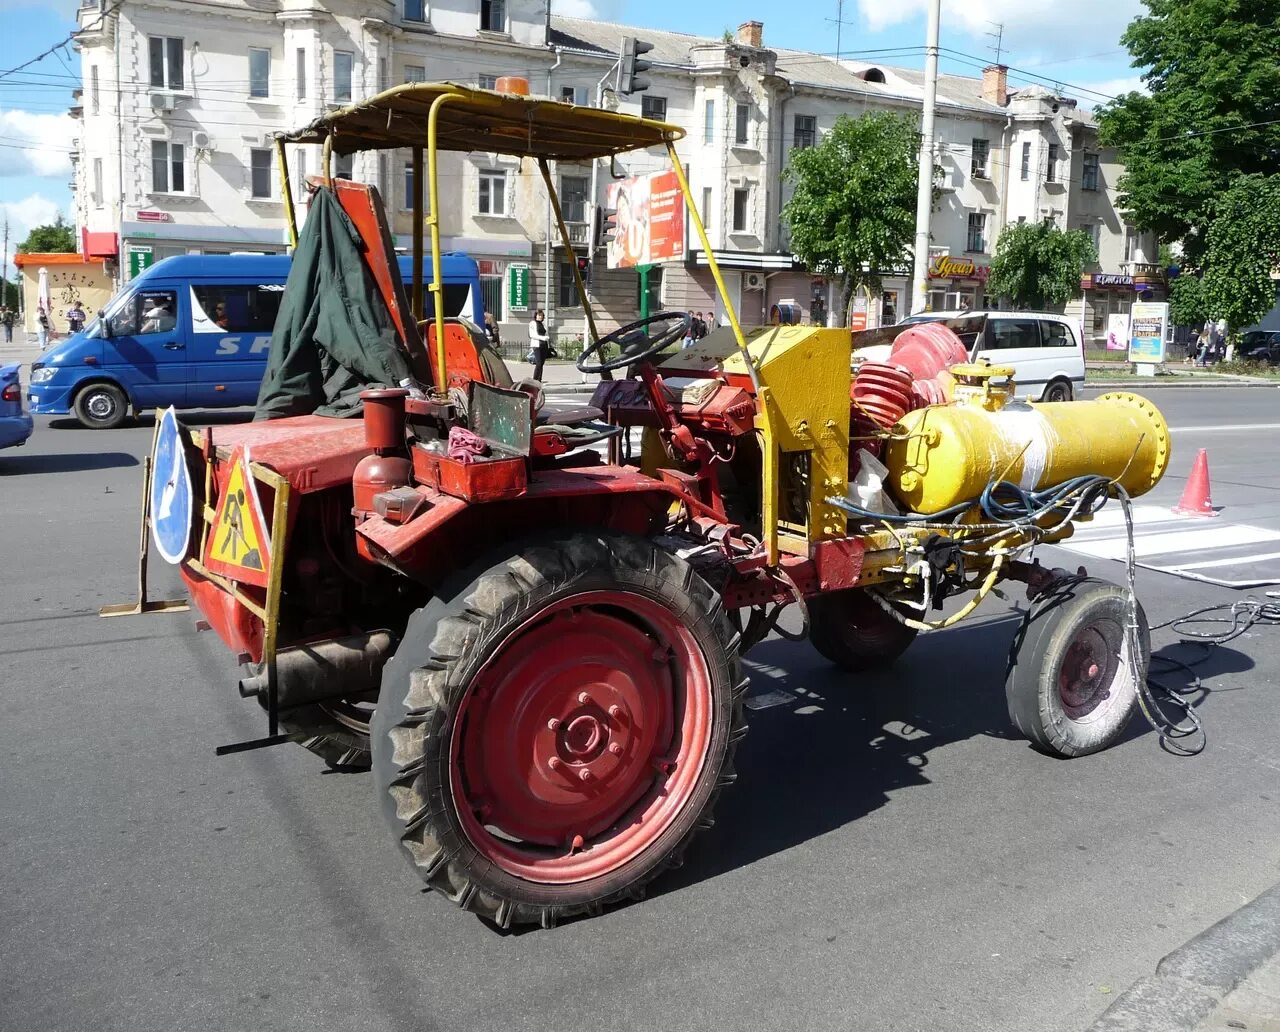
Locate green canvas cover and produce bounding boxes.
[255,188,414,419]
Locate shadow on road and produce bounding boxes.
[0,451,139,473]
[46,409,255,431]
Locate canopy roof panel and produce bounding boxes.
[280,82,685,161]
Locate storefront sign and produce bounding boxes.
[136,210,172,223]
[848,293,868,332]
[506,263,531,312]
[927,255,988,282]
[1128,301,1168,368]
[605,170,686,269]
[127,245,154,279]
[1083,272,1135,289]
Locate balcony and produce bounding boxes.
[564,221,591,246]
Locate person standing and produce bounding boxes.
[66,302,86,334]
[527,308,550,381]
[1,306,13,343]
[483,311,501,347]
[36,305,50,350]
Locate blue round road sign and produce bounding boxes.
[150,406,194,565]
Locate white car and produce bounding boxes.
[856,310,1086,402]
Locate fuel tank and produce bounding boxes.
[883,390,1170,514]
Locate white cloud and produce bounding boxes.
[856,0,1144,64]
[551,0,600,17]
[0,192,65,238]
[0,107,76,178]
[1072,75,1147,107]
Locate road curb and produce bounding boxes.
[1087,880,1280,1031]
[1087,379,1276,389]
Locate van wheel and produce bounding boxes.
[1041,380,1073,403]
[74,382,129,429]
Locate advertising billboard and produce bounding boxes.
[605,170,685,269]
[1128,301,1168,366]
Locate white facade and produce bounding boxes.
[71,3,1152,344]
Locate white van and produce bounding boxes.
[860,311,1086,402]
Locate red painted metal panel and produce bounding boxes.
[199,416,369,494]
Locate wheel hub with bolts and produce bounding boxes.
[1058,626,1115,719]
[87,393,115,419]
[451,590,710,883]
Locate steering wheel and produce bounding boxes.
[576,311,693,374]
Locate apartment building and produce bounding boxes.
[71,0,1155,344]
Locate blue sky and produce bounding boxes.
[0,0,1147,247]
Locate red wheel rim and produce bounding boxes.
[449,590,714,884]
[1058,620,1121,721]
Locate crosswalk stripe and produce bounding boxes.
[1058,524,1280,561]
[1144,548,1280,572]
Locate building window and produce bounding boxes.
[90,66,99,114]
[1124,225,1136,263]
[1082,152,1099,192]
[334,153,353,179]
[405,0,426,21]
[970,138,989,179]
[295,149,307,199]
[560,175,588,225]
[378,57,387,89]
[150,140,185,193]
[734,102,749,145]
[92,157,103,206]
[641,95,667,121]
[701,186,712,233]
[558,262,580,309]
[478,73,497,90]
[403,161,415,209]
[732,187,749,232]
[704,99,715,145]
[148,36,183,90]
[1046,143,1059,183]
[1080,221,1100,253]
[404,64,425,83]
[560,85,588,105]
[249,48,270,98]
[333,51,353,102]
[249,148,272,199]
[793,114,816,150]
[480,0,505,32]
[296,48,306,100]
[966,211,987,253]
[1020,141,1030,181]
[478,168,506,215]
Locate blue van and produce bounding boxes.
[28,253,484,429]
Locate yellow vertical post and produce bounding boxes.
[274,138,298,250]
[537,158,600,347]
[425,94,461,394]
[411,145,424,323]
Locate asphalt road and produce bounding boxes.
[3,387,1280,1032]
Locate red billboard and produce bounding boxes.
[605,170,685,269]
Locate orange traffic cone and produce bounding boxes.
[1171,448,1218,518]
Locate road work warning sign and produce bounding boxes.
[205,446,272,588]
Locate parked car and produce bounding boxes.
[0,363,34,451]
[853,310,1086,402]
[27,252,485,429]
[1238,330,1280,365]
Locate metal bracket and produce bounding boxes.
[215,732,304,756]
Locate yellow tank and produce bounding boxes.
[883,390,1170,514]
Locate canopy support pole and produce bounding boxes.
[538,157,605,377]
[275,138,298,250]
[411,145,424,324]
[426,94,461,395]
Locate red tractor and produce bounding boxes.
[110,82,1170,928]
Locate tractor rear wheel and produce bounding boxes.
[1005,578,1150,758]
[370,531,747,928]
[808,588,919,671]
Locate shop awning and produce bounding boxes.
[82,229,118,259]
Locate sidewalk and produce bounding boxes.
[1088,880,1280,1032]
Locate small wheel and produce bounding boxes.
[73,382,129,429]
[1041,380,1073,403]
[241,658,372,769]
[808,589,918,671]
[371,531,747,928]
[1006,578,1150,758]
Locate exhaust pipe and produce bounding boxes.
[237,630,397,711]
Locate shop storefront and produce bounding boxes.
[926,254,989,312]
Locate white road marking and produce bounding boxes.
[1144,549,1280,572]
[1060,524,1280,561]
[1168,423,1280,433]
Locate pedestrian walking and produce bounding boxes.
[1,306,13,344]
[527,308,550,381]
[66,302,86,334]
[693,311,708,340]
[483,311,501,347]
[36,305,50,350]
[682,310,696,349]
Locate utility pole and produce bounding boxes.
[1,216,8,310]
[909,0,941,314]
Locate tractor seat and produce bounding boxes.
[535,400,604,426]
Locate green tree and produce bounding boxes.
[17,214,75,254]
[781,111,920,320]
[986,221,1098,310]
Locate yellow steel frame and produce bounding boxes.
[275,138,298,250]
[425,93,462,393]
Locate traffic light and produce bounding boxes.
[577,255,591,285]
[618,36,654,96]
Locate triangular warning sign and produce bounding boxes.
[204,445,272,588]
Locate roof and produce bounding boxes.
[13,252,106,267]
[280,82,684,160]
[126,253,479,281]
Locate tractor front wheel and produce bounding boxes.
[808,588,919,671]
[1005,578,1150,758]
[370,531,747,928]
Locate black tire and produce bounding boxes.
[370,530,747,928]
[1005,578,1150,758]
[808,588,919,671]
[240,658,373,770]
[73,381,129,429]
[1041,379,1073,403]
